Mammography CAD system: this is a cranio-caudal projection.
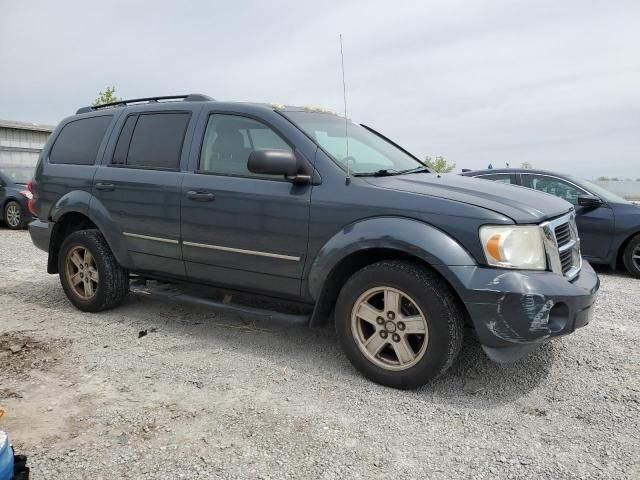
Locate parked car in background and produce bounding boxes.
[0,167,34,229]
[27,95,599,389]
[462,168,640,278]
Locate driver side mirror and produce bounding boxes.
[577,194,603,208]
[248,149,311,185]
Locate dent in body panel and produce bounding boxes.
[472,271,556,342]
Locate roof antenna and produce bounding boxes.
[339,34,351,186]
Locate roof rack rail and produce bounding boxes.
[75,93,214,115]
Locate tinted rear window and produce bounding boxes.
[124,113,190,169]
[49,116,112,165]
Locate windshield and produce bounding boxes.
[0,166,34,184]
[284,111,424,175]
[570,176,629,204]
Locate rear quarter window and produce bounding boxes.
[49,116,112,165]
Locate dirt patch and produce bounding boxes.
[0,331,70,379]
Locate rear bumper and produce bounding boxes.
[439,261,599,361]
[28,219,52,253]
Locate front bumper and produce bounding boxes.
[439,260,599,362]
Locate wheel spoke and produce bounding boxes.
[384,289,400,314]
[402,315,426,334]
[70,272,83,286]
[393,338,415,365]
[83,279,94,297]
[364,333,387,356]
[70,252,83,268]
[356,302,382,325]
[87,268,99,283]
[84,250,94,266]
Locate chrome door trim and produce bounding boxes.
[182,241,301,261]
[123,232,180,245]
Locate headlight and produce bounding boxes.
[479,225,546,270]
[19,190,33,199]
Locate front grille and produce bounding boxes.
[559,249,573,274]
[541,212,581,280]
[555,223,571,247]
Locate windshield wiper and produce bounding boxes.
[354,169,401,177]
[396,166,430,175]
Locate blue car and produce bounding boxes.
[463,168,640,278]
[0,167,34,230]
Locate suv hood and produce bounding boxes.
[365,173,572,224]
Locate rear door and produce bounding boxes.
[180,112,312,297]
[520,173,615,261]
[92,108,196,277]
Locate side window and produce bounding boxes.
[49,116,112,165]
[478,174,512,184]
[112,112,190,169]
[199,114,292,178]
[522,174,586,204]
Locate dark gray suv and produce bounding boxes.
[28,94,599,389]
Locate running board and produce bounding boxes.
[130,278,311,324]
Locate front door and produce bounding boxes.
[180,113,311,297]
[92,110,194,276]
[520,173,614,261]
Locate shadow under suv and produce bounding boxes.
[28,94,599,389]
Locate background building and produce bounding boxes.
[0,119,55,175]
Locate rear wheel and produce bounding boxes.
[335,260,464,389]
[623,234,640,278]
[4,201,25,229]
[58,229,129,312]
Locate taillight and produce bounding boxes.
[27,179,36,216]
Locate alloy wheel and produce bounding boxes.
[65,246,99,300]
[633,244,640,271]
[350,286,429,371]
[5,203,20,228]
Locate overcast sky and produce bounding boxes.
[1,0,638,178]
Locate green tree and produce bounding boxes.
[520,161,533,169]
[424,155,456,173]
[93,86,120,106]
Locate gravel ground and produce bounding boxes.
[0,228,638,479]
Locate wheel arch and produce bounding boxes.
[47,204,133,274]
[616,229,640,268]
[307,217,476,326]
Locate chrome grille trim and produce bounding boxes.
[540,211,582,281]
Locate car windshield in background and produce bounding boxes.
[284,111,424,175]
[0,166,33,184]
[573,177,629,204]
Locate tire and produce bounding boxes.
[622,234,640,278]
[335,260,464,389]
[4,200,25,229]
[58,229,129,312]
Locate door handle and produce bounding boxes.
[186,190,215,201]
[95,183,115,192]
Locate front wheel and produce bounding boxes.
[58,229,129,312]
[335,260,464,389]
[623,234,640,278]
